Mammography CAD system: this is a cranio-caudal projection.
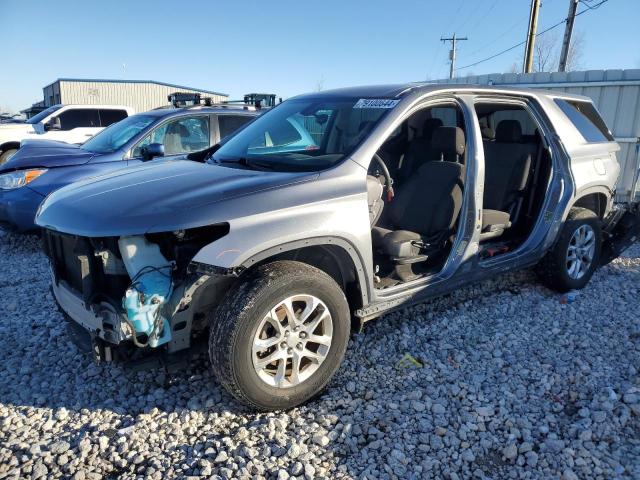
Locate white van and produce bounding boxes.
[0,104,135,164]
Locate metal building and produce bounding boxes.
[30,78,228,115]
[434,69,640,200]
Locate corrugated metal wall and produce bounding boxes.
[434,69,640,198]
[56,81,228,113]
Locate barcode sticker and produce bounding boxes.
[353,99,400,109]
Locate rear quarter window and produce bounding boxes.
[554,99,614,143]
[99,109,128,127]
[218,115,254,140]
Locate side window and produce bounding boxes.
[133,116,210,157]
[429,107,461,127]
[57,109,100,130]
[554,99,614,143]
[218,115,253,140]
[99,109,128,127]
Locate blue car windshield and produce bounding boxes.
[26,105,62,124]
[81,114,157,154]
[211,97,397,172]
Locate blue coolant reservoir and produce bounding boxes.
[118,236,173,348]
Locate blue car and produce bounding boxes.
[0,106,258,232]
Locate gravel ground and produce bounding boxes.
[0,230,639,480]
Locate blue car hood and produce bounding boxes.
[36,159,316,236]
[0,140,95,172]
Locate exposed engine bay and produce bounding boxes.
[42,225,232,363]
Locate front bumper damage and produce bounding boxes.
[43,228,234,365]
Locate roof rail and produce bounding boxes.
[167,92,269,110]
[186,103,259,111]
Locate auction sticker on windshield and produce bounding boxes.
[353,99,400,109]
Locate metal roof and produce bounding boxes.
[44,78,228,97]
[294,82,590,102]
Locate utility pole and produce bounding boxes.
[523,0,541,73]
[558,0,579,72]
[441,33,468,79]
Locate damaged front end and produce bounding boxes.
[43,224,233,363]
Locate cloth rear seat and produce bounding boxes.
[480,120,533,240]
[483,120,532,214]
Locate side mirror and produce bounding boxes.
[44,117,61,131]
[140,142,165,161]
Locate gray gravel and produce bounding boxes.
[1,230,639,479]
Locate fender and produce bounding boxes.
[239,236,371,305]
[567,185,614,219]
[192,235,372,306]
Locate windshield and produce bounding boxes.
[81,114,156,154]
[211,97,397,171]
[26,105,63,124]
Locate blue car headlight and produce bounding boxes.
[0,169,47,190]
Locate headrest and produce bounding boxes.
[422,118,443,139]
[167,123,189,136]
[432,126,465,158]
[495,120,522,143]
[481,126,495,140]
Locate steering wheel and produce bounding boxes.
[372,153,395,201]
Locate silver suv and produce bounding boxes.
[36,84,640,410]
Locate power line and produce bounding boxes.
[453,1,485,36]
[458,13,529,61]
[455,0,610,71]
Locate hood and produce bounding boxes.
[0,140,95,172]
[0,122,30,131]
[36,159,317,236]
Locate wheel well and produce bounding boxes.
[252,245,364,312]
[0,142,20,154]
[573,193,608,219]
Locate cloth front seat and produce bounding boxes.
[164,123,189,155]
[373,126,465,259]
[398,118,443,183]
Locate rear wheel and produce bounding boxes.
[0,148,17,165]
[209,261,351,410]
[537,207,602,292]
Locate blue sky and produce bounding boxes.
[0,0,638,112]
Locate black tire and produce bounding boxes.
[209,260,351,410]
[0,148,17,165]
[537,207,602,292]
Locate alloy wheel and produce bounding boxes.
[252,294,333,388]
[566,224,596,279]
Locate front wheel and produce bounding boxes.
[0,148,17,165]
[537,207,602,292]
[209,261,351,410]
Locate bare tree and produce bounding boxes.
[529,30,585,73]
[564,30,585,72]
[509,61,520,74]
[315,75,325,92]
[533,32,559,73]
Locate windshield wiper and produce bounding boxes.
[214,157,275,170]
